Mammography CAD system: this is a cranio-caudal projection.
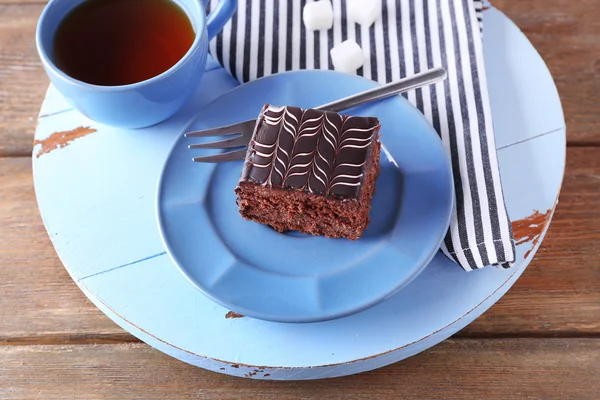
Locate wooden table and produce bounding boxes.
[1,1,599,398]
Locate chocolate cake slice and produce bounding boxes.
[234,104,381,240]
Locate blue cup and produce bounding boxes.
[36,0,237,129]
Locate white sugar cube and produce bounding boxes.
[330,40,364,73]
[302,1,334,31]
[348,0,382,27]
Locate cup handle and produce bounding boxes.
[204,0,237,41]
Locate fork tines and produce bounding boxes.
[191,148,248,163]
[185,119,256,163]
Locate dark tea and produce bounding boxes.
[52,0,195,86]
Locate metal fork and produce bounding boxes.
[185,67,447,163]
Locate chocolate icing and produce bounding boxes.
[239,104,380,199]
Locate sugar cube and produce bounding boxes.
[348,0,382,27]
[303,1,334,31]
[330,40,364,73]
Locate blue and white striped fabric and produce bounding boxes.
[207,0,516,271]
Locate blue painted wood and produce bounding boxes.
[34,64,239,280]
[498,128,566,222]
[33,9,565,380]
[484,8,565,148]
[74,251,535,379]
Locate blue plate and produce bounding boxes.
[157,70,454,323]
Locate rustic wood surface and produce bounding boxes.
[0,0,598,398]
[1,339,599,400]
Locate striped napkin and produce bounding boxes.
[206,0,516,271]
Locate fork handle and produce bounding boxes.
[314,67,447,113]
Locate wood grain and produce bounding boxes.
[1,147,598,343]
[0,3,47,157]
[0,0,598,158]
[0,339,598,399]
[461,147,600,337]
[0,157,133,344]
[0,0,47,4]
[493,0,600,145]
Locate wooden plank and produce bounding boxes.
[0,4,48,157]
[0,339,598,399]
[494,0,600,145]
[1,148,598,342]
[0,1,47,4]
[0,157,133,343]
[462,147,600,336]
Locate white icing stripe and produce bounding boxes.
[254,150,275,157]
[291,151,314,159]
[340,136,374,144]
[330,181,362,188]
[273,163,285,179]
[274,152,287,169]
[286,171,311,179]
[283,121,297,138]
[293,129,321,139]
[277,146,289,159]
[249,161,270,168]
[334,162,367,168]
[313,160,328,183]
[265,110,284,118]
[324,116,339,145]
[299,115,324,128]
[286,161,314,170]
[313,172,327,188]
[253,141,276,149]
[296,124,323,134]
[322,131,337,151]
[340,127,378,135]
[317,150,331,167]
[331,173,364,182]
[338,142,374,150]
[264,116,284,124]
[285,108,299,122]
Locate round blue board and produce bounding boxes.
[33,7,565,379]
[158,71,454,323]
